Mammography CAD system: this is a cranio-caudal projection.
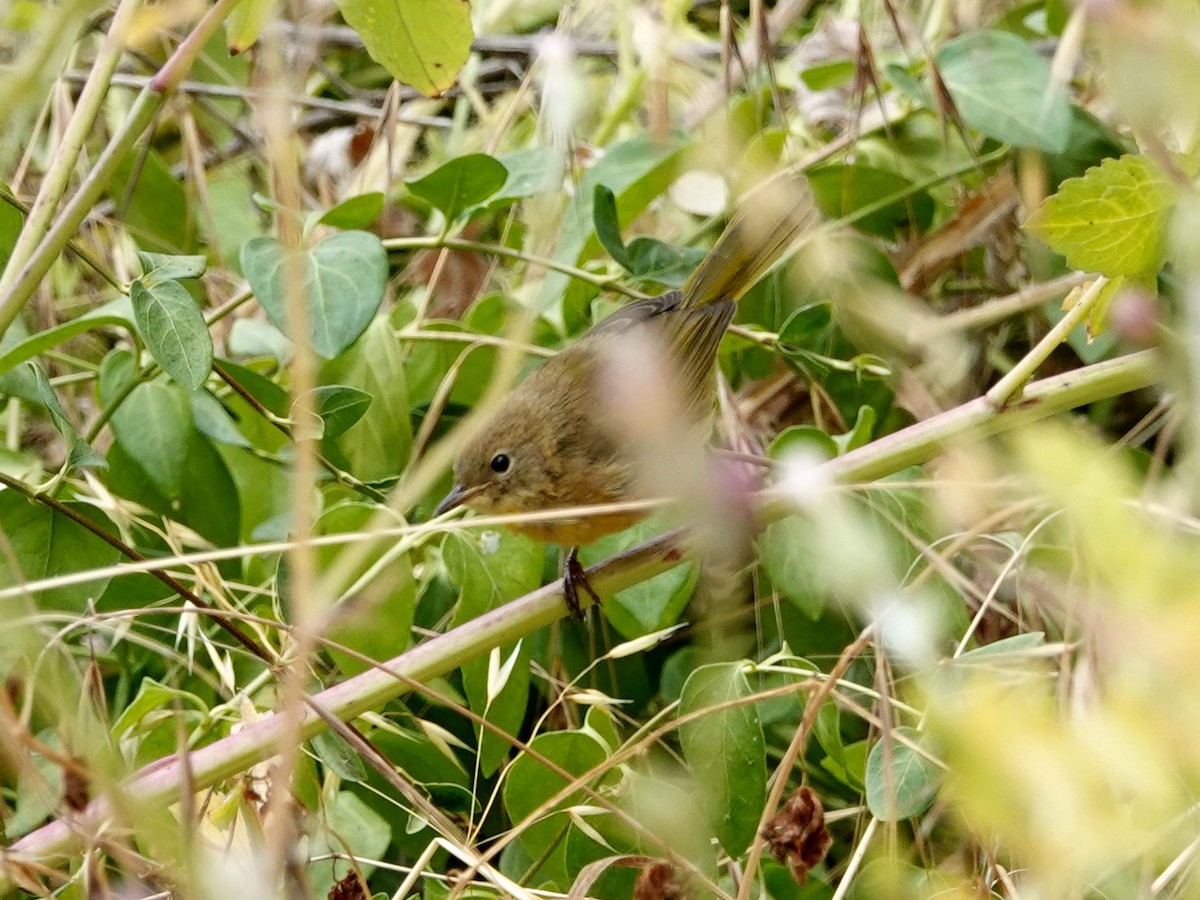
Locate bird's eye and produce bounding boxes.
[490,453,511,474]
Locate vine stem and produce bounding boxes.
[0,349,1159,891]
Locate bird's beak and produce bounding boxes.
[434,483,483,517]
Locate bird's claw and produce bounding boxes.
[564,548,601,620]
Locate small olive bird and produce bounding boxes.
[436,189,814,617]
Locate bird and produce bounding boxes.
[435,188,814,618]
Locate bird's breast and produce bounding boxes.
[507,510,648,547]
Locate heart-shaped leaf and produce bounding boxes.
[310,384,372,438]
[407,154,508,224]
[130,279,214,390]
[110,380,194,497]
[241,230,387,359]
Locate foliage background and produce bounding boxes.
[0,0,1196,897]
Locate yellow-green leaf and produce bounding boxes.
[337,0,473,96]
[225,0,277,54]
[1026,155,1175,277]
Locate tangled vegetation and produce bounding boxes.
[1,0,1197,897]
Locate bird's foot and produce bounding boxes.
[563,547,601,620]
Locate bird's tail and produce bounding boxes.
[680,179,815,309]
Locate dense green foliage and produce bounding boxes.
[1,0,1198,897]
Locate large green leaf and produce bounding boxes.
[110,147,195,253]
[0,296,134,378]
[936,30,1072,153]
[865,726,940,822]
[503,730,609,869]
[757,515,825,619]
[319,317,412,480]
[316,502,415,675]
[105,436,241,547]
[445,529,542,776]
[407,154,508,224]
[0,491,122,612]
[108,379,194,498]
[337,0,472,96]
[241,230,387,359]
[678,662,767,857]
[130,279,213,390]
[1026,154,1175,277]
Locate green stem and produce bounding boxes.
[0,350,1160,890]
[0,0,144,296]
[384,235,645,299]
[985,275,1108,408]
[0,0,246,340]
[0,470,274,666]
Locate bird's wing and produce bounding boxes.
[584,290,735,420]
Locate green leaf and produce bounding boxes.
[678,662,767,857]
[757,515,825,618]
[1025,155,1175,277]
[778,302,834,351]
[190,390,252,448]
[579,514,696,639]
[338,0,472,96]
[319,317,412,480]
[625,237,704,285]
[832,405,876,454]
[130,279,214,390]
[801,59,856,91]
[865,726,940,821]
[538,133,688,314]
[593,184,633,270]
[0,191,21,271]
[310,385,372,438]
[936,30,1072,152]
[225,0,276,53]
[316,503,415,675]
[0,296,134,377]
[768,425,837,462]
[227,318,291,363]
[311,731,368,783]
[503,730,609,857]
[956,631,1046,661]
[112,677,208,737]
[307,791,391,898]
[137,251,207,282]
[318,192,385,230]
[485,147,563,208]
[241,230,387,359]
[28,363,105,470]
[407,153,508,224]
[0,492,122,612]
[110,147,194,253]
[106,432,241,547]
[109,380,194,497]
[808,164,935,237]
[445,529,541,775]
